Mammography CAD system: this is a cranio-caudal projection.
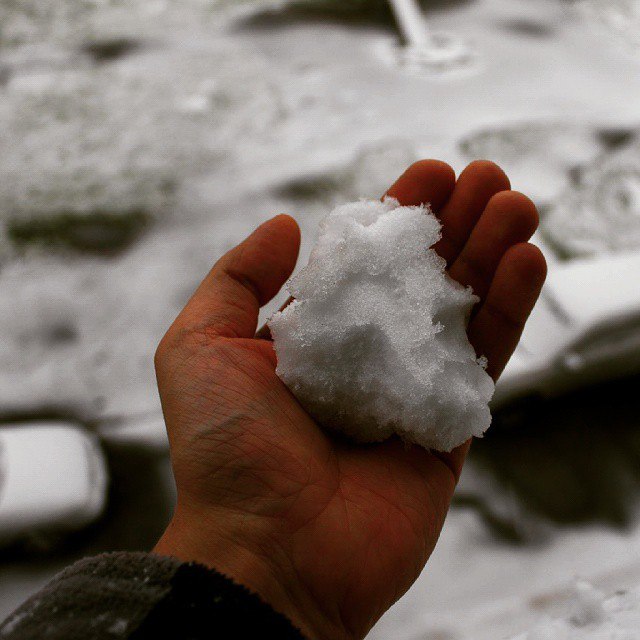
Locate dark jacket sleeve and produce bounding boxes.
[0,552,307,640]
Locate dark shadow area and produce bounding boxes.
[8,209,152,256]
[15,323,79,351]
[273,173,343,202]
[81,38,142,64]
[79,443,175,554]
[272,139,416,204]
[459,373,640,543]
[0,66,11,87]
[41,323,79,347]
[597,127,638,151]
[498,18,555,39]
[0,442,174,562]
[0,407,97,428]
[236,0,474,32]
[566,165,584,186]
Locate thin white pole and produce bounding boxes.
[388,0,433,50]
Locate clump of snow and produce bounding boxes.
[0,1,94,46]
[568,581,607,627]
[0,15,284,253]
[580,0,640,53]
[269,198,494,452]
[0,58,220,232]
[544,144,640,257]
[459,121,640,259]
[0,0,222,47]
[511,581,640,640]
[460,122,605,205]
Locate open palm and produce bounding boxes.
[154,160,546,640]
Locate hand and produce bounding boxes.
[153,161,546,640]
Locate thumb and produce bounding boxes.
[176,215,300,339]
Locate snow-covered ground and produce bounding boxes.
[2,0,640,637]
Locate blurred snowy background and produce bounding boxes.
[1,0,640,637]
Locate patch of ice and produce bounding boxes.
[269,198,494,452]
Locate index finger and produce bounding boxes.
[384,159,456,210]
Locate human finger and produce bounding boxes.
[432,160,511,264]
[468,243,547,381]
[385,159,456,211]
[174,215,300,340]
[448,190,539,301]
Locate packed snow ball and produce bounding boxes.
[268,198,495,452]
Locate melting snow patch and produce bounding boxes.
[512,581,640,640]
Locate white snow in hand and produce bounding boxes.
[269,198,494,452]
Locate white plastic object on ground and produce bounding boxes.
[0,422,108,545]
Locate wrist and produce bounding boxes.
[154,505,354,640]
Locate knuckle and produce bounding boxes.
[154,322,196,366]
[163,320,232,355]
[154,322,231,381]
